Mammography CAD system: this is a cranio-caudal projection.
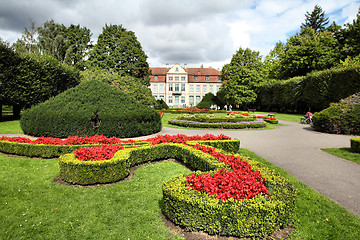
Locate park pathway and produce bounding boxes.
[2,121,360,217]
[133,121,360,217]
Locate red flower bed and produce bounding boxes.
[229,111,277,121]
[0,135,136,145]
[187,144,269,201]
[178,106,210,112]
[146,134,231,145]
[73,144,125,161]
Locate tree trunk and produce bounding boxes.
[13,104,21,119]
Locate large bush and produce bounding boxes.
[196,92,219,109]
[312,103,360,135]
[20,80,161,138]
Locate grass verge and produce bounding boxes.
[322,148,360,164]
[240,148,360,239]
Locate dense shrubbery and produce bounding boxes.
[256,65,360,112]
[196,92,220,109]
[20,80,161,138]
[350,138,360,153]
[312,103,360,135]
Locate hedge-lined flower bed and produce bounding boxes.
[350,137,360,153]
[163,107,227,114]
[229,112,279,124]
[57,135,295,238]
[168,118,267,129]
[176,114,257,123]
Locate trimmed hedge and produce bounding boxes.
[58,139,295,238]
[312,103,360,135]
[59,142,236,185]
[20,80,162,138]
[162,155,296,238]
[350,137,360,153]
[176,114,257,123]
[168,119,267,129]
[0,140,148,158]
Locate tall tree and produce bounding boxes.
[13,19,40,55]
[279,27,339,79]
[302,5,329,32]
[341,8,360,59]
[221,47,266,107]
[88,24,150,86]
[264,41,285,80]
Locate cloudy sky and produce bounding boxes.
[0,0,359,69]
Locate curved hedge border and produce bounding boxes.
[350,137,360,153]
[168,119,267,129]
[58,139,295,238]
[0,140,148,158]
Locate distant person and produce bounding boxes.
[229,104,232,111]
[304,111,313,119]
[223,105,228,111]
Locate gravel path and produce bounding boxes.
[2,121,360,217]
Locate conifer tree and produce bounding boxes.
[302,5,329,32]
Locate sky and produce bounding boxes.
[0,0,359,69]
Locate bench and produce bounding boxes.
[267,112,277,118]
[247,109,256,113]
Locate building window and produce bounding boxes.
[216,84,221,92]
[210,84,213,93]
[169,83,173,91]
[169,76,173,81]
[175,83,179,92]
[181,84,185,91]
[175,95,179,105]
[196,85,200,93]
[176,67,179,72]
[181,76,185,81]
[175,76,179,81]
[160,83,164,93]
[196,96,201,105]
[154,75,158,80]
[181,96,185,104]
[189,84,194,93]
[159,95,164,101]
[218,76,221,81]
[203,84,207,93]
[189,96,194,105]
[206,76,209,81]
[194,76,198,81]
[168,96,173,104]
[153,83,157,93]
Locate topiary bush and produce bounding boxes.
[20,80,161,138]
[312,103,360,135]
[350,137,360,153]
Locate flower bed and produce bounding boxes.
[168,118,266,129]
[163,106,227,114]
[229,112,279,124]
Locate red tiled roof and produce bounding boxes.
[186,68,221,76]
[150,67,169,75]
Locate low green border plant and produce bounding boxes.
[350,137,360,153]
[168,119,267,129]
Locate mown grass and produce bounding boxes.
[0,120,23,134]
[1,149,359,239]
[322,148,360,164]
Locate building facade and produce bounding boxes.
[149,64,222,108]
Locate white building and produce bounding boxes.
[149,64,222,107]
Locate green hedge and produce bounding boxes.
[176,114,257,123]
[59,142,236,185]
[256,65,360,112]
[350,137,360,153]
[168,119,267,129]
[187,139,240,154]
[162,156,296,238]
[20,80,162,138]
[312,103,360,135]
[0,140,148,158]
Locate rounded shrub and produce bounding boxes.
[312,103,360,135]
[20,80,161,138]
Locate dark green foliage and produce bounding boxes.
[196,92,219,109]
[20,80,161,138]
[312,103,360,135]
[256,65,360,112]
[301,5,329,32]
[154,99,169,109]
[350,138,360,153]
[88,24,150,86]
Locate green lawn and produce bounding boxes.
[0,120,23,134]
[322,148,360,164]
[1,149,359,239]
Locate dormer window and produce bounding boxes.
[206,76,209,81]
[194,76,198,81]
[175,67,179,72]
[154,75,158,80]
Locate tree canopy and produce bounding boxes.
[301,5,329,32]
[88,24,150,86]
[221,48,266,106]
